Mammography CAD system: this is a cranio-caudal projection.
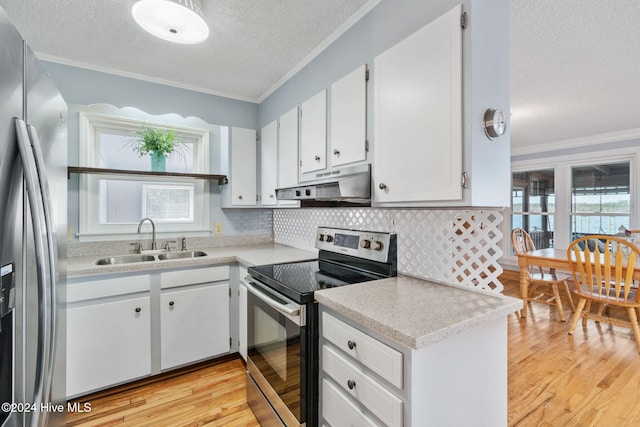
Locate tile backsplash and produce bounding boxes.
[274,208,506,293]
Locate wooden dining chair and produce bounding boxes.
[511,228,576,321]
[567,235,640,352]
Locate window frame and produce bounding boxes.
[511,168,557,252]
[505,147,639,266]
[78,112,211,240]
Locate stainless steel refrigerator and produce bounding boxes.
[0,6,67,427]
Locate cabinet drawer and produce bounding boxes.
[68,274,150,303]
[322,379,378,427]
[323,345,403,427]
[322,312,403,388]
[160,265,229,289]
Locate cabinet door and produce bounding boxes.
[277,107,300,207]
[160,283,230,370]
[373,5,462,204]
[331,65,367,167]
[67,296,151,397]
[260,120,278,206]
[300,90,327,174]
[238,281,247,361]
[230,127,257,206]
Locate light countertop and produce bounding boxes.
[315,275,520,350]
[69,244,520,353]
[67,243,318,277]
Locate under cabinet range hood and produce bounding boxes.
[276,164,371,204]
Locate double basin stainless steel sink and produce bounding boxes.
[95,250,208,265]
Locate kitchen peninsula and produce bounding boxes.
[317,276,520,426]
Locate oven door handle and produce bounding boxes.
[244,280,300,317]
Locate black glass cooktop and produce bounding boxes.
[248,259,385,304]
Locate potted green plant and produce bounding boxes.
[131,126,184,172]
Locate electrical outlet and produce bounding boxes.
[214,222,223,235]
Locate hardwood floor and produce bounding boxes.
[66,273,640,426]
[65,357,259,427]
[503,270,640,427]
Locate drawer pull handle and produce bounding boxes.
[347,380,356,390]
[169,301,175,307]
[135,307,141,313]
[347,340,356,350]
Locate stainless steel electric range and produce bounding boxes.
[243,227,397,427]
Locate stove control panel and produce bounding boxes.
[316,227,397,263]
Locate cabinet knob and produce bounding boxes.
[333,149,340,156]
[169,301,175,307]
[347,380,356,390]
[238,195,243,200]
[379,183,387,190]
[270,194,275,198]
[347,340,356,350]
[315,155,321,162]
[135,307,141,313]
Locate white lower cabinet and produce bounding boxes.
[67,295,151,398]
[321,309,403,426]
[160,283,230,370]
[323,346,403,427]
[160,265,230,370]
[320,306,509,427]
[67,265,231,398]
[67,296,151,396]
[322,379,378,427]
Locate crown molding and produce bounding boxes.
[511,127,640,157]
[257,0,381,103]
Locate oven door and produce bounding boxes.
[244,278,306,427]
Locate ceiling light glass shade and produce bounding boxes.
[132,0,209,44]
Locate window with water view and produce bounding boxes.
[512,169,556,250]
[511,161,632,252]
[570,162,630,239]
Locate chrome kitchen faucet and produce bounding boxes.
[137,217,157,250]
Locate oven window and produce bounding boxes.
[248,292,303,422]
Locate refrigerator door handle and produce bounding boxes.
[14,118,53,427]
[26,123,58,413]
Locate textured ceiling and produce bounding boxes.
[1,1,638,152]
[0,0,374,102]
[510,0,640,152]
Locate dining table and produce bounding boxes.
[516,247,640,318]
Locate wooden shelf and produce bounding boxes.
[67,166,228,185]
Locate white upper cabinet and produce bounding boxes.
[277,107,300,206]
[299,90,327,174]
[260,108,298,207]
[372,2,511,207]
[223,127,257,207]
[330,65,367,167]
[373,5,462,205]
[260,120,278,206]
[278,107,299,188]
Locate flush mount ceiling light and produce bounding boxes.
[132,0,209,44]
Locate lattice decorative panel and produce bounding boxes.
[273,208,505,293]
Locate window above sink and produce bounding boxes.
[75,105,224,241]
